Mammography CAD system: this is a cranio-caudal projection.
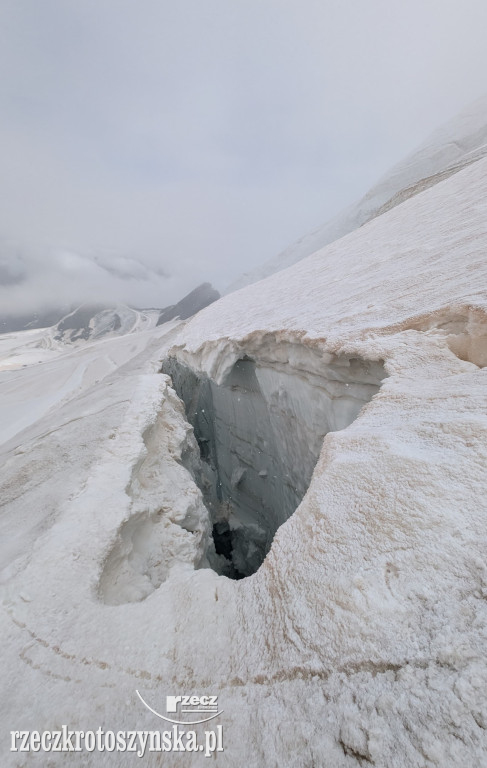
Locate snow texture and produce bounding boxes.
[1,99,487,767]
[227,92,487,293]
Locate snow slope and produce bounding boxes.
[227,92,487,293]
[1,110,487,767]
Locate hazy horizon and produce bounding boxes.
[1,1,487,314]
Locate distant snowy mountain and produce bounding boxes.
[227,92,487,293]
[0,306,72,334]
[0,282,220,340]
[156,282,220,325]
[53,304,160,343]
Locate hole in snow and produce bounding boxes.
[162,346,387,579]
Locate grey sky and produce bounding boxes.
[1,0,487,312]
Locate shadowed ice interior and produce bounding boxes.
[162,348,386,579]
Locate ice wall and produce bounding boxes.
[163,347,386,578]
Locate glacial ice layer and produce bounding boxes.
[163,343,386,578]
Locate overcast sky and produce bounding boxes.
[1,0,487,313]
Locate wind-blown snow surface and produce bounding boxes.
[227,92,487,293]
[2,152,487,766]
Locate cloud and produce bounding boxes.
[0,248,27,287]
[0,0,486,312]
[0,240,185,314]
[93,254,162,282]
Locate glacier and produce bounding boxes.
[1,98,487,767]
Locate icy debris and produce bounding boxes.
[98,384,213,604]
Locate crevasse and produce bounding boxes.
[162,342,386,579]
